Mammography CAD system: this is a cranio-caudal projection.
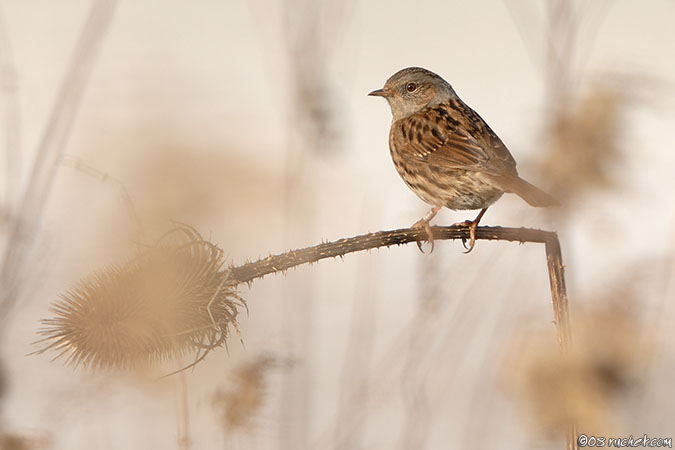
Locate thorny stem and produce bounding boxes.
[228,224,572,352]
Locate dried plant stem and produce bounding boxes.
[0,2,21,209]
[176,363,191,450]
[230,225,571,348]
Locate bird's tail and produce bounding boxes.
[487,174,560,207]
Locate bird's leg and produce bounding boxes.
[411,205,443,253]
[456,208,488,253]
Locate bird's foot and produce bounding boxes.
[460,220,478,253]
[411,218,435,253]
[411,205,443,253]
[454,208,488,254]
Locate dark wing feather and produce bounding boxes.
[392,99,518,177]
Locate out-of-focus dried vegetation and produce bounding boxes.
[212,355,273,433]
[504,298,649,441]
[281,0,347,156]
[34,225,246,370]
[507,1,652,208]
[0,362,5,403]
[0,0,117,324]
[0,433,32,450]
[265,1,352,448]
[0,429,50,450]
[536,76,635,205]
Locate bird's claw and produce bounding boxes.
[455,208,487,254]
[412,219,435,253]
[462,220,477,254]
[455,220,477,253]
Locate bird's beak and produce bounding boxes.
[368,88,387,97]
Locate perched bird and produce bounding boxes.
[369,67,558,252]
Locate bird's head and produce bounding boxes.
[369,67,456,121]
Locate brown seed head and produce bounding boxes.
[34,225,247,370]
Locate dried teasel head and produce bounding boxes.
[34,225,247,371]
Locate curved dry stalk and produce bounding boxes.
[228,224,571,352]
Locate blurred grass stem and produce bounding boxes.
[0,0,118,325]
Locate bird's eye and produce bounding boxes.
[406,82,416,92]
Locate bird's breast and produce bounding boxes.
[387,126,503,210]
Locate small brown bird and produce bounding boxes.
[370,67,558,252]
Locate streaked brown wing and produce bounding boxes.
[391,100,517,176]
[480,119,517,170]
[427,135,491,169]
